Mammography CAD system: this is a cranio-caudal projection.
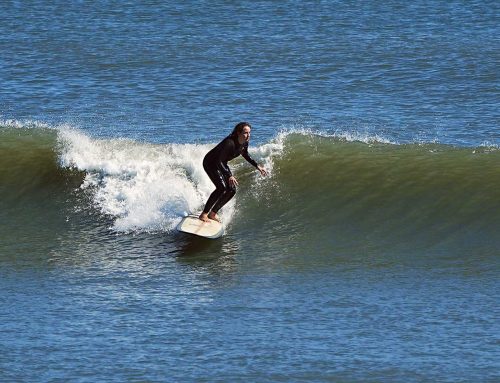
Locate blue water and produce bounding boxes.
[1,1,499,382]
[2,1,498,145]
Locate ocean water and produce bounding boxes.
[1,1,499,382]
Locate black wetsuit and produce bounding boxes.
[202,135,258,214]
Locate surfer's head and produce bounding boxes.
[231,122,251,144]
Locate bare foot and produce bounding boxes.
[198,212,210,222]
[208,212,221,222]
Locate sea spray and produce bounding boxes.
[56,127,281,232]
[58,129,213,232]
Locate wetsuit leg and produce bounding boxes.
[203,164,232,214]
[211,182,236,213]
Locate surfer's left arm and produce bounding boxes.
[242,145,268,177]
[257,165,268,177]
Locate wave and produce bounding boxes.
[246,133,500,256]
[0,122,83,196]
[1,121,499,252]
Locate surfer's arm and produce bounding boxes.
[242,145,267,176]
[241,145,258,168]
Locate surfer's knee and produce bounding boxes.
[215,184,226,193]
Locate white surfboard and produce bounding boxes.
[176,215,224,239]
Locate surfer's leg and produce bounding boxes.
[202,167,228,214]
[211,183,236,214]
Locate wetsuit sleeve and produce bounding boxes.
[241,144,258,168]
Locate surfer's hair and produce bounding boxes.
[230,122,251,138]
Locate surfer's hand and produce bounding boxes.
[229,176,238,187]
[258,166,268,177]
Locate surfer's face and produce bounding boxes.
[238,126,251,144]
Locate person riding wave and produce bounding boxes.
[199,122,267,222]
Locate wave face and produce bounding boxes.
[241,133,499,258]
[1,124,498,256]
[0,124,82,200]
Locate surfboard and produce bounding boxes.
[176,215,224,239]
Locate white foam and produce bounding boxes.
[56,128,285,233]
[479,141,499,149]
[0,118,53,130]
[268,125,398,146]
[58,129,221,232]
[331,130,396,145]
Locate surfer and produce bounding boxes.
[199,122,267,222]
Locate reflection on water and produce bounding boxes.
[174,233,242,280]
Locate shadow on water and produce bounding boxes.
[171,232,242,276]
[170,233,218,256]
